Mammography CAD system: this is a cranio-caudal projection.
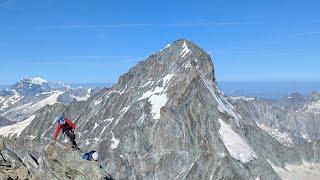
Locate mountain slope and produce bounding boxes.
[232,92,320,146]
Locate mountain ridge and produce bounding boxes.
[1,39,320,179]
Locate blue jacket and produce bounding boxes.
[82,151,96,161]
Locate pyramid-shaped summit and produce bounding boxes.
[19,39,293,180]
[115,39,216,91]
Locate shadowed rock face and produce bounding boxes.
[2,39,317,179]
[0,115,14,127]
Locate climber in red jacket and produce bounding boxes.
[53,116,79,149]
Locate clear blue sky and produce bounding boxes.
[0,0,319,84]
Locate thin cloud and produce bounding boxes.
[43,24,154,30]
[39,21,269,30]
[0,0,10,8]
[0,0,22,10]
[28,55,146,65]
[294,32,320,37]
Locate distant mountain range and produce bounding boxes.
[219,81,320,99]
[3,81,318,100]
[0,77,102,127]
[0,82,112,90]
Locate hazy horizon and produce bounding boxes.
[1,79,319,99]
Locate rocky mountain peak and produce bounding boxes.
[10,77,51,96]
[160,39,215,81]
[117,39,215,90]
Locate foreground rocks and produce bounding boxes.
[0,137,112,179]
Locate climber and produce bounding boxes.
[82,151,99,161]
[53,116,79,150]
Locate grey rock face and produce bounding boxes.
[0,115,14,127]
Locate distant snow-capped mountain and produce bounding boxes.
[0,77,102,126]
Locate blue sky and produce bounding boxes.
[0,0,319,84]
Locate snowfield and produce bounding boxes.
[0,115,36,137]
[138,73,174,119]
[218,119,257,163]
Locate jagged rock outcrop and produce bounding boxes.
[0,137,111,179]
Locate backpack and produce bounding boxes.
[82,151,96,160]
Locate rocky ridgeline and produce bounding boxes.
[232,92,320,146]
[1,39,320,179]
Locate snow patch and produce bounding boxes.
[184,61,192,68]
[160,43,171,51]
[28,135,37,140]
[100,126,107,135]
[94,99,103,105]
[29,91,63,109]
[179,41,191,58]
[148,94,167,119]
[30,77,47,85]
[162,73,174,87]
[103,118,114,122]
[201,77,241,125]
[139,87,165,100]
[231,96,255,102]
[218,119,257,163]
[110,132,120,150]
[138,74,176,120]
[138,74,175,119]
[0,115,36,137]
[93,122,99,130]
[139,87,167,119]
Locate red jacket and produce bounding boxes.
[53,118,76,140]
